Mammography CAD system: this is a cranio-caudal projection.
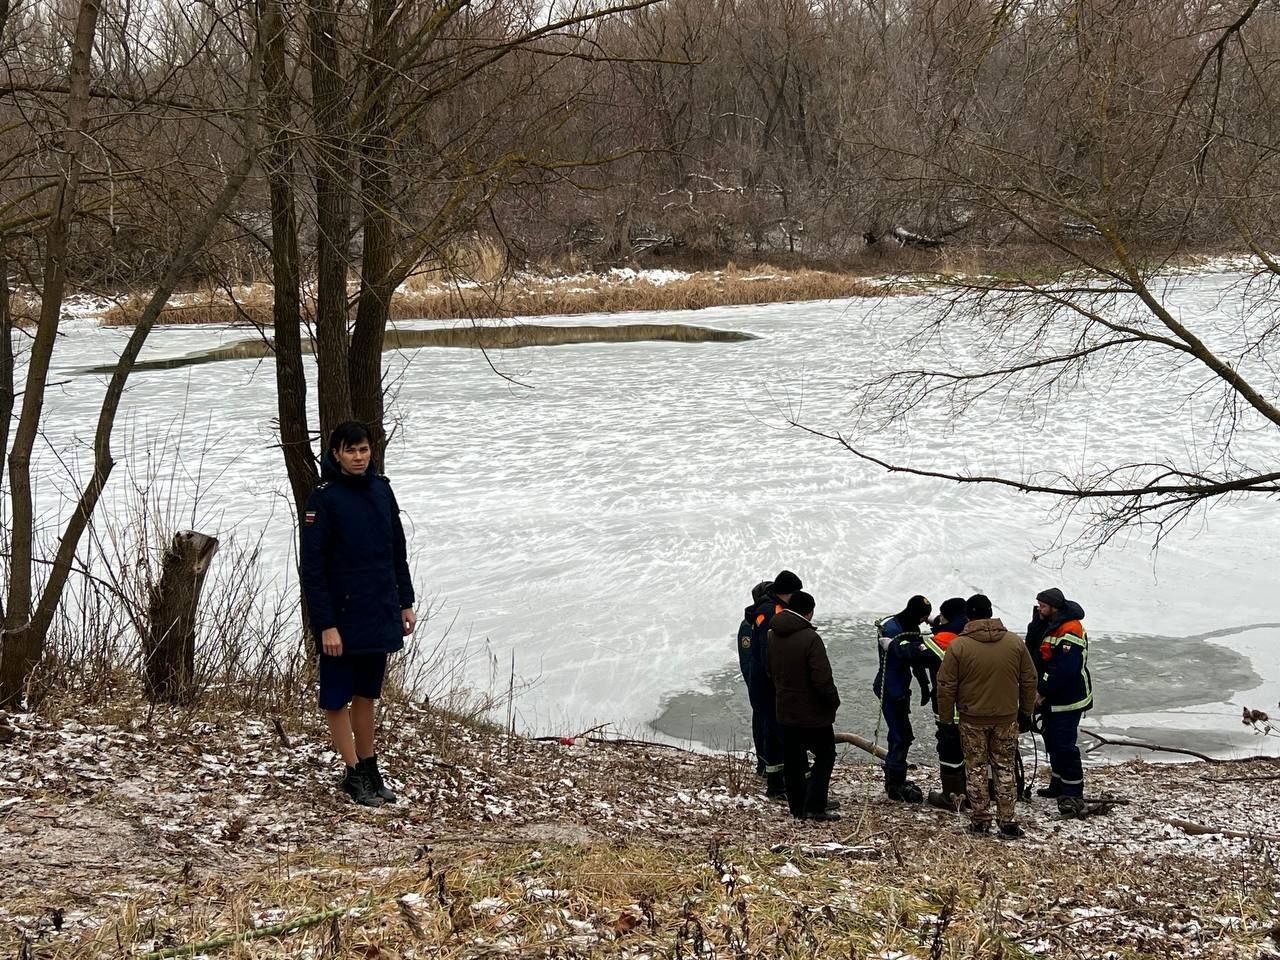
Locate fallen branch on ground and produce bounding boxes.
[1157,817,1280,843]
[138,901,364,960]
[1081,730,1217,763]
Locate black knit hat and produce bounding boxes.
[773,570,803,594]
[939,597,967,621]
[789,590,815,617]
[1036,587,1067,610]
[966,594,993,619]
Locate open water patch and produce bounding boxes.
[77,322,755,375]
[651,618,1261,762]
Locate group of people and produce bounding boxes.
[298,420,1094,829]
[738,572,1094,835]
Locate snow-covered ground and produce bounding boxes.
[26,270,1280,752]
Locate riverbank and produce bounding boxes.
[3,695,1277,959]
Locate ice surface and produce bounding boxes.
[25,271,1280,750]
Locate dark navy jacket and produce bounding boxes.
[873,615,930,703]
[301,453,415,655]
[747,593,789,710]
[1025,600,1093,713]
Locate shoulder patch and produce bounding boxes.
[304,510,318,525]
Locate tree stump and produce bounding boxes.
[143,531,219,704]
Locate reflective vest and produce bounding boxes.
[1040,620,1093,713]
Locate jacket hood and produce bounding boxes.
[745,580,773,619]
[961,617,1009,643]
[1061,599,1085,621]
[769,609,813,638]
[933,615,968,637]
[321,450,379,483]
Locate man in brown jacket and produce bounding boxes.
[767,591,841,822]
[935,594,1038,838]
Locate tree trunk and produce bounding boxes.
[143,531,219,703]
[307,0,354,440]
[0,0,99,708]
[349,0,398,464]
[262,0,316,513]
[23,39,263,662]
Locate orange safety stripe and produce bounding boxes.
[934,631,958,651]
[1051,620,1084,639]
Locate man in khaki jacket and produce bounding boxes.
[936,594,1038,838]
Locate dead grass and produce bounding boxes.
[98,266,881,328]
[11,820,1275,959]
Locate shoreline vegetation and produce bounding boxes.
[3,686,1278,960]
[19,247,1253,332]
[94,265,884,329]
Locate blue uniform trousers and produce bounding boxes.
[1042,709,1085,798]
[882,696,914,787]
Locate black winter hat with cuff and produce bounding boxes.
[772,570,803,595]
[1036,587,1067,610]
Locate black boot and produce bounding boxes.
[1057,796,1086,819]
[358,755,397,804]
[765,772,787,799]
[341,764,383,807]
[1037,780,1062,798]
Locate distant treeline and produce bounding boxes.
[1,0,1277,290]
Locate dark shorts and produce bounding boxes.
[318,652,388,710]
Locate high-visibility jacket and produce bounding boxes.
[1026,601,1093,713]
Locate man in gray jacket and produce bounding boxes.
[767,591,841,822]
[936,594,1038,838]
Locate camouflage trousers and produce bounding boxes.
[959,720,1019,826]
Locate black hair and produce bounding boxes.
[789,590,816,618]
[329,420,372,451]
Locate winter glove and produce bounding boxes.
[1018,712,1033,734]
[919,683,932,707]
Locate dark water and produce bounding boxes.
[78,323,755,375]
[651,616,1262,762]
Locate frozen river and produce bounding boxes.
[38,269,1280,759]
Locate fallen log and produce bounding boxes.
[835,731,888,761]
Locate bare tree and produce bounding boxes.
[798,0,1280,546]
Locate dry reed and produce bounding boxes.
[98,266,880,328]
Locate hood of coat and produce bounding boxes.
[960,617,1010,643]
[745,580,773,621]
[320,450,380,484]
[1043,599,1086,633]
[769,609,813,639]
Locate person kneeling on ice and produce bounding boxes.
[736,580,774,777]
[874,595,933,802]
[767,591,841,821]
[1025,587,1093,818]
[926,597,969,805]
[301,421,417,807]
[748,570,804,799]
[936,594,1038,838]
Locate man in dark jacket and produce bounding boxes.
[767,591,840,821]
[1025,587,1092,817]
[737,580,773,775]
[301,421,416,807]
[926,597,968,804]
[747,569,804,798]
[936,594,1038,838]
[873,595,932,802]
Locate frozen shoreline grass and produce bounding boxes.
[96,266,882,328]
[3,691,1278,959]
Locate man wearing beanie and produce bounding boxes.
[873,594,933,802]
[767,591,841,821]
[1025,587,1093,818]
[747,570,804,798]
[936,594,1038,838]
